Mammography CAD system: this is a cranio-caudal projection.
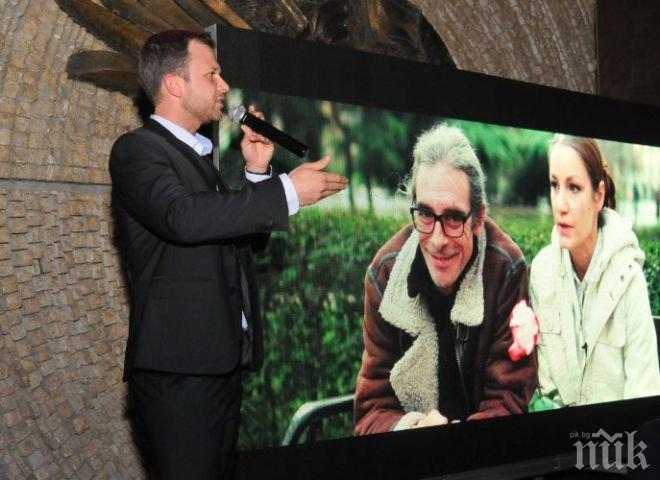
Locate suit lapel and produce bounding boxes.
[144,119,223,191]
[201,154,228,191]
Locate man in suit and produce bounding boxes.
[110,29,346,479]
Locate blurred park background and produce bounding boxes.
[218,91,660,450]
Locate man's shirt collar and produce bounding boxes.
[150,114,213,156]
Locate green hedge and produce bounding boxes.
[641,239,660,315]
[240,209,406,449]
[239,208,660,449]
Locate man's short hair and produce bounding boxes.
[403,123,487,218]
[138,29,216,105]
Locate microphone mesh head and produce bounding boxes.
[228,105,246,124]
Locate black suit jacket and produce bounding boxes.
[109,119,288,379]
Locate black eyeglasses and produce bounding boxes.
[410,206,472,238]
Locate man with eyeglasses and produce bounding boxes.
[354,123,536,434]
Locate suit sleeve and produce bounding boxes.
[354,262,407,435]
[109,132,288,245]
[469,261,537,420]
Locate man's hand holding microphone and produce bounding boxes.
[232,104,348,206]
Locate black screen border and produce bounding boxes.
[214,25,660,148]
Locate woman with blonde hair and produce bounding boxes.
[530,135,660,406]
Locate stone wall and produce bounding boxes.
[0,1,142,478]
[0,184,140,479]
[412,0,597,94]
[0,0,599,478]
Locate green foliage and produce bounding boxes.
[639,225,660,315]
[239,208,660,450]
[489,208,554,260]
[239,208,407,449]
[223,90,556,210]
[445,120,553,205]
[351,109,434,193]
[642,240,660,314]
[528,389,561,412]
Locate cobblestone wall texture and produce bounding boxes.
[0,186,140,479]
[0,0,142,478]
[412,0,597,94]
[0,0,597,478]
[0,0,138,185]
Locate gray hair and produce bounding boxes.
[402,123,487,218]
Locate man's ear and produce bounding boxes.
[162,73,183,99]
[472,203,487,236]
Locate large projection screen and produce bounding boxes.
[207,24,660,479]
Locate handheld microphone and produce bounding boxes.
[228,106,309,158]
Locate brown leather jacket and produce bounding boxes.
[355,220,537,435]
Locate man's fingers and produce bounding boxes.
[322,172,349,192]
[320,189,341,199]
[321,187,341,196]
[324,172,348,184]
[289,159,349,205]
[313,171,348,187]
[252,134,272,144]
[321,182,347,196]
[323,180,348,191]
[409,409,448,429]
[428,410,448,425]
[247,105,266,121]
[240,124,256,139]
[240,124,272,145]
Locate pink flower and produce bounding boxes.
[507,300,539,362]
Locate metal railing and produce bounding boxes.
[281,394,354,446]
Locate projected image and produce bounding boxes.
[218,90,660,450]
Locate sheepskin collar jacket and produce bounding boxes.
[355,219,537,435]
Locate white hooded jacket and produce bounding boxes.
[530,208,660,405]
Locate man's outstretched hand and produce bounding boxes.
[289,156,348,206]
